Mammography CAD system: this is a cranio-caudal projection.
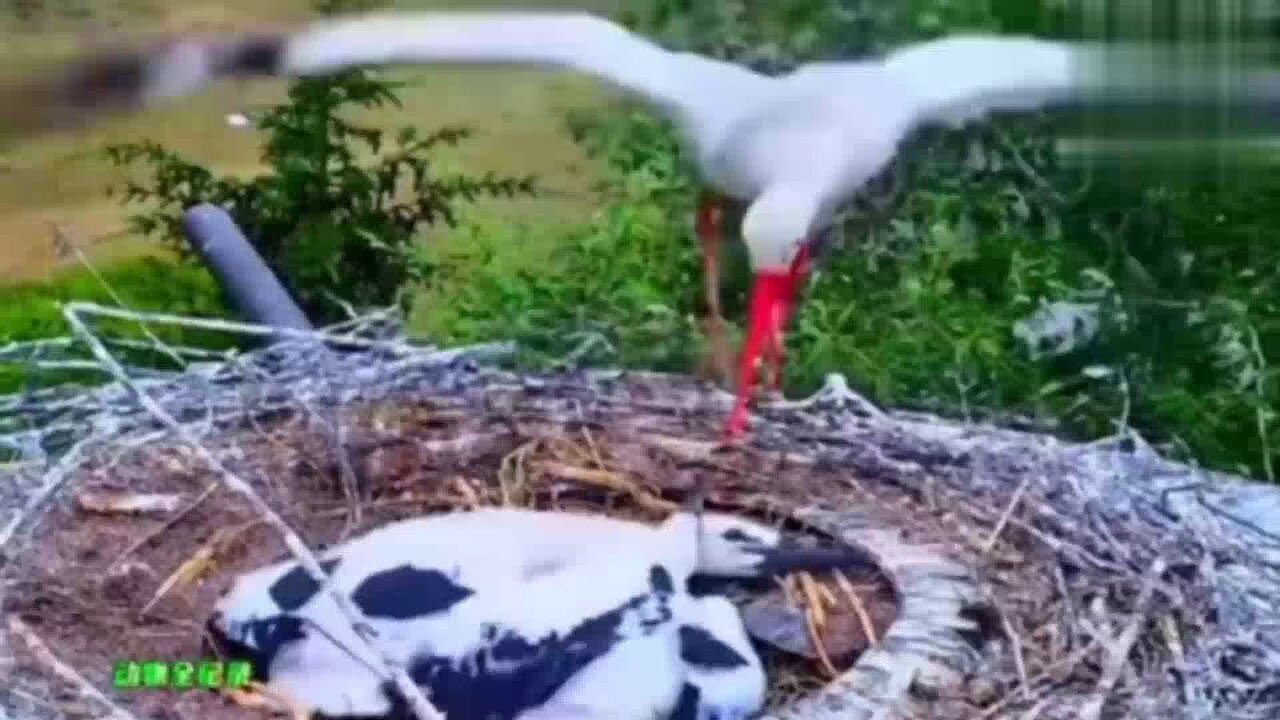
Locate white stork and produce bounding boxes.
[205,508,863,718]
[8,10,1263,437]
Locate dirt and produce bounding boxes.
[2,392,902,719]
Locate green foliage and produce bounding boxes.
[105,0,537,325]
[437,0,1280,481]
[0,257,233,393]
[633,0,1001,66]
[425,163,709,373]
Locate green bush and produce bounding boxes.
[105,0,538,326]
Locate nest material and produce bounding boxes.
[0,393,903,720]
[0,304,1278,720]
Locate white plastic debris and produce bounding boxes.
[1013,300,1101,360]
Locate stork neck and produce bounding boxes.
[741,185,824,271]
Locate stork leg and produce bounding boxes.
[695,192,734,388]
[724,271,788,439]
[724,241,813,439]
[762,243,812,392]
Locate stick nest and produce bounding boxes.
[0,304,1278,720]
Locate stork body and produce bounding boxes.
[207,509,862,719]
[13,11,1261,437]
[213,507,870,620]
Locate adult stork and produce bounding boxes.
[6,10,1267,436]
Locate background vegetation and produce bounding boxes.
[1,0,1277,482]
[104,0,539,325]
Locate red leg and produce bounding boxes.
[723,242,813,438]
[762,243,812,391]
[724,271,790,439]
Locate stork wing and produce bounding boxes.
[281,13,769,116]
[0,11,770,140]
[876,34,1280,131]
[876,35,1088,128]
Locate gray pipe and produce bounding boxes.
[182,203,313,344]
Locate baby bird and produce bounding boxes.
[207,509,869,718]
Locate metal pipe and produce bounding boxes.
[181,203,312,344]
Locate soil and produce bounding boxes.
[2,392,900,719]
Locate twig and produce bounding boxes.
[224,350,364,541]
[449,477,484,509]
[551,332,615,370]
[766,373,885,418]
[1077,558,1167,720]
[108,482,220,571]
[497,440,537,507]
[1003,613,1032,700]
[580,427,607,470]
[777,575,800,607]
[983,475,1033,555]
[6,615,139,720]
[63,301,431,356]
[798,573,828,629]
[0,431,169,552]
[975,639,1100,720]
[141,536,221,616]
[1015,695,1054,720]
[530,460,679,514]
[0,440,93,552]
[59,304,446,720]
[52,223,188,370]
[74,489,185,516]
[803,602,840,680]
[832,569,878,647]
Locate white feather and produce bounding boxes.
[278,11,770,147]
[879,34,1096,128]
[210,509,777,719]
[679,596,768,719]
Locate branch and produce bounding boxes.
[58,303,446,720]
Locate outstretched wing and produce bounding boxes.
[877,34,1088,128]
[879,34,1280,132]
[0,11,771,141]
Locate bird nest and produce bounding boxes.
[1,304,1279,720]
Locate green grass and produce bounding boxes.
[0,256,232,393]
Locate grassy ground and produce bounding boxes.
[0,0,619,283]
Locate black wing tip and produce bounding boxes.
[0,30,290,141]
[0,48,146,138]
[219,32,290,76]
